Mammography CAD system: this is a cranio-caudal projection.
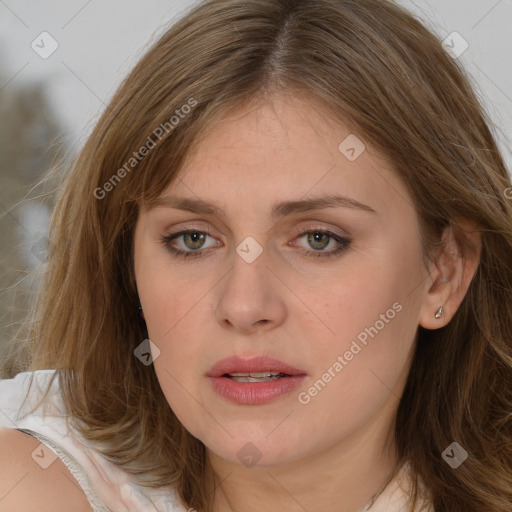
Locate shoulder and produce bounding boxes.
[0,427,93,512]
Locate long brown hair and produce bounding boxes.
[3,0,511,510]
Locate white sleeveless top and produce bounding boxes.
[0,370,434,512]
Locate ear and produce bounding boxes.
[419,220,481,330]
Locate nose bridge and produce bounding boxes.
[214,234,286,331]
[225,234,269,298]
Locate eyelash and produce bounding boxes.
[160,227,351,261]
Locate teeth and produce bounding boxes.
[225,372,287,383]
[228,372,282,378]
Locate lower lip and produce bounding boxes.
[208,375,306,405]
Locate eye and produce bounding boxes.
[160,227,351,260]
[161,229,219,259]
[292,228,351,259]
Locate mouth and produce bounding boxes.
[207,355,307,379]
[206,355,307,405]
[222,372,292,383]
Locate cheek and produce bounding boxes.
[320,249,419,348]
[291,298,416,452]
[298,246,423,419]
[142,275,212,347]
[134,237,206,342]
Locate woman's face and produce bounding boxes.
[133,94,433,470]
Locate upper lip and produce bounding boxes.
[207,355,307,377]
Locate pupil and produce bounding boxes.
[185,232,205,249]
[308,232,329,250]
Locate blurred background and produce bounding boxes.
[0,0,511,374]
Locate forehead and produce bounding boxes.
[180,95,353,175]
[150,95,414,224]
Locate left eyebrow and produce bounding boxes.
[150,193,377,218]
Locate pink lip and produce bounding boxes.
[208,375,306,405]
[207,355,306,378]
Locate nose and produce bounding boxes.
[214,248,287,334]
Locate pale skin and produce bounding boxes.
[133,94,480,512]
[0,428,93,511]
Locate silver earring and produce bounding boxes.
[435,306,444,319]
